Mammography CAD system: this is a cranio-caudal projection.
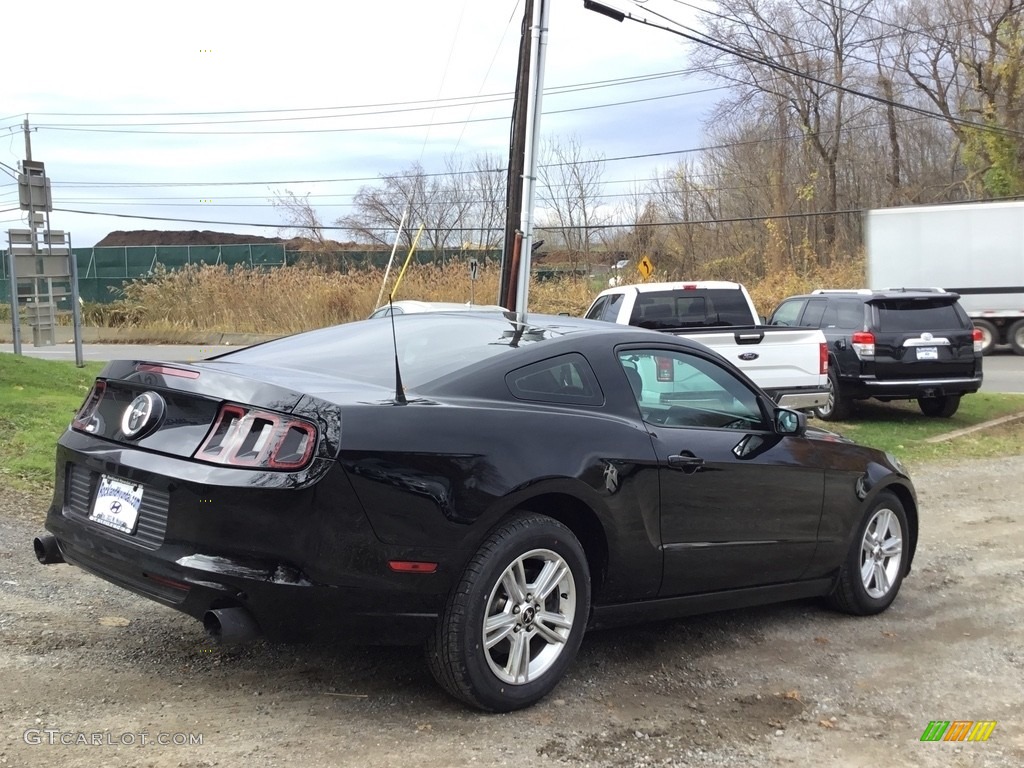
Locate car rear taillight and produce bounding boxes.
[819,342,828,375]
[851,331,875,360]
[972,327,983,354]
[655,356,674,382]
[72,380,107,433]
[195,404,317,470]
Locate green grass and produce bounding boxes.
[0,354,104,496]
[824,392,1024,465]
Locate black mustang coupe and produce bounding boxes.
[35,312,917,712]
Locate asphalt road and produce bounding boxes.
[3,342,1023,393]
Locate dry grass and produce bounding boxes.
[105,262,598,333]
[745,258,866,317]
[94,258,866,334]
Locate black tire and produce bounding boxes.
[814,367,850,421]
[426,513,590,712]
[1009,318,1024,356]
[918,393,961,418]
[972,319,998,356]
[828,491,909,615]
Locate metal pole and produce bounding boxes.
[23,118,32,161]
[6,245,21,354]
[65,228,84,367]
[515,0,550,321]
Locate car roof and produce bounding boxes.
[796,288,961,302]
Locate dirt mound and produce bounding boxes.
[94,230,370,251]
[94,230,286,247]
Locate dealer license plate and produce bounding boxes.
[89,475,144,534]
[916,346,938,360]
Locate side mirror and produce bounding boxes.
[774,407,807,436]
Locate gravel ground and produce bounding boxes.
[1,456,1022,768]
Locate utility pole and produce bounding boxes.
[498,0,534,310]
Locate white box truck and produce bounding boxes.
[865,201,1024,355]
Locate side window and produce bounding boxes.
[833,300,865,329]
[599,292,624,322]
[768,299,805,326]
[506,353,604,406]
[801,299,827,328]
[585,296,609,321]
[618,350,766,430]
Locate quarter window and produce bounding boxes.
[506,353,604,406]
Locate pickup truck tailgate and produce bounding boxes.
[680,326,828,394]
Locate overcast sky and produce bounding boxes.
[1,0,717,247]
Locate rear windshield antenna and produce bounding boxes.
[388,295,407,405]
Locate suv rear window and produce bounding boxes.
[874,299,967,332]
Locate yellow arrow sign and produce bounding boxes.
[637,255,654,279]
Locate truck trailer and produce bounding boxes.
[865,201,1024,355]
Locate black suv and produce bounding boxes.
[767,289,983,419]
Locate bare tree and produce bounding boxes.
[269,188,328,247]
[536,135,608,274]
[693,0,876,248]
[895,0,1024,196]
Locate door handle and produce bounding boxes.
[667,452,705,473]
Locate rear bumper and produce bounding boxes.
[843,374,983,399]
[770,387,829,410]
[43,515,441,644]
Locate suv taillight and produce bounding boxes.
[972,327,983,354]
[851,331,875,360]
[195,404,317,470]
[819,342,828,375]
[72,380,107,433]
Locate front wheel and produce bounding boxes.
[829,491,909,615]
[426,513,590,712]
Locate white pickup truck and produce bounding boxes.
[584,281,828,411]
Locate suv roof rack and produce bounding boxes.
[810,289,874,295]
[877,287,947,293]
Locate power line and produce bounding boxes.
[46,110,937,192]
[35,86,728,136]
[22,68,707,120]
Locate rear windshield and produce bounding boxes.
[629,289,752,327]
[875,299,967,332]
[217,313,561,387]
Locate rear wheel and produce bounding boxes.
[972,319,997,355]
[426,513,590,712]
[829,491,908,615]
[1009,318,1024,356]
[814,368,850,421]
[918,393,961,417]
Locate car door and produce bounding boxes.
[617,345,825,596]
